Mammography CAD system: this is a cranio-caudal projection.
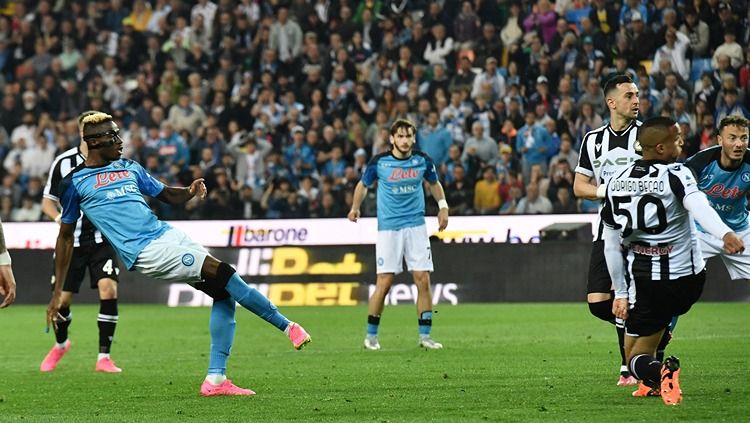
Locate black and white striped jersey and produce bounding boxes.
[43,147,105,248]
[601,160,704,282]
[575,120,642,240]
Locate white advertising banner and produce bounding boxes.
[4,214,598,250]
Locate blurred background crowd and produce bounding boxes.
[0,0,748,222]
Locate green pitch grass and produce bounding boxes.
[1,303,749,422]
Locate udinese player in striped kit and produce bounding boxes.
[40,111,123,373]
[601,116,744,405]
[573,75,644,385]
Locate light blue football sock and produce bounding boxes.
[208,297,236,376]
[367,315,381,336]
[225,274,290,331]
[418,311,432,336]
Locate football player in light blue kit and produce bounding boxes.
[686,115,750,279]
[47,112,311,397]
[348,119,449,350]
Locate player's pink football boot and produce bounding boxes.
[40,340,71,372]
[287,322,311,350]
[95,357,122,373]
[617,374,638,386]
[200,379,256,397]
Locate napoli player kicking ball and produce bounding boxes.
[348,119,449,350]
[47,112,311,396]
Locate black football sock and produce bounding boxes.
[97,299,118,354]
[616,321,629,376]
[629,354,662,388]
[656,330,672,362]
[55,306,72,345]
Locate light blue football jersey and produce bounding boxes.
[685,146,750,232]
[361,151,439,231]
[59,159,168,269]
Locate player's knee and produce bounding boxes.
[59,291,74,307]
[197,261,235,300]
[97,279,118,299]
[412,272,430,290]
[588,300,615,323]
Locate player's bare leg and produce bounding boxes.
[198,256,306,395]
[40,291,74,372]
[364,273,393,350]
[413,271,441,349]
[95,278,121,373]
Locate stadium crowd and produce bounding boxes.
[0,0,748,221]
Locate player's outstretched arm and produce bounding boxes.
[49,222,75,327]
[0,221,16,308]
[157,178,207,205]
[429,181,449,231]
[573,172,605,200]
[348,181,368,222]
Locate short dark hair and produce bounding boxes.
[719,115,750,133]
[603,75,634,97]
[390,118,416,136]
[638,116,677,148]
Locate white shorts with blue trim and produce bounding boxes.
[134,227,210,284]
[698,227,750,280]
[375,224,433,274]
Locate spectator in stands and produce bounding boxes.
[516,110,552,182]
[524,0,557,46]
[710,2,737,52]
[472,57,506,102]
[552,186,577,213]
[156,121,190,174]
[680,7,710,59]
[321,145,347,180]
[626,12,657,63]
[417,110,452,166]
[547,158,575,203]
[168,93,207,137]
[577,78,606,117]
[463,121,499,174]
[12,195,41,222]
[423,24,453,68]
[715,88,750,122]
[712,26,743,70]
[473,166,501,215]
[515,182,552,214]
[445,164,473,216]
[453,2,481,48]
[500,2,523,48]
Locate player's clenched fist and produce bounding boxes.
[188,178,207,199]
[722,232,745,254]
[347,209,360,222]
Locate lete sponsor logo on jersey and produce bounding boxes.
[94,171,131,189]
[705,183,742,199]
[387,168,419,181]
